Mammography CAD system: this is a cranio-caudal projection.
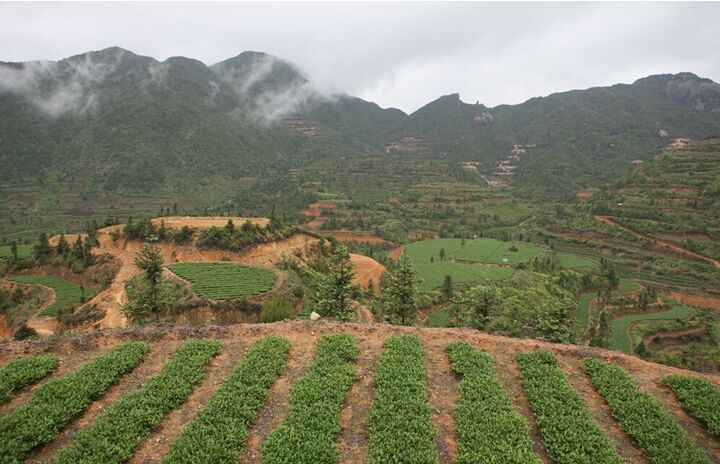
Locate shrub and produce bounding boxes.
[368,335,436,464]
[583,358,711,464]
[260,296,294,323]
[261,333,359,463]
[516,350,621,464]
[663,375,720,438]
[447,342,539,463]
[163,336,289,463]
[0,354,58,404]
[54,339,222,464]
[0,342,149,464]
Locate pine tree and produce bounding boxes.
[33,233,53,262]
[379,254,418,325]
[10,241,17,262]
[311,243,355,319]
[442,275,453,299]
[133,244,165,321]
[56,233,70,256]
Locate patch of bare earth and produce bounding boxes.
[87,227,319,330]
[424,337,459,464]
[151,216,269,229]
[349,253,385,290]
[334,233,388,244]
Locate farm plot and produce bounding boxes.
[5,275,95,317]
[663,375,720,438]
[262,333,359,463]
[164,336,289,464]
[368,335,437,464]
[610,299,695,354]
[453,238,541,265]
[0,244,33,260]
[447,342,539,464]
[166,262,276,300]
[0,342,149,464]
[516,350,621,464]
[54,339,221,464]
[557,252,598,269]
[0,354,58,404]
[583,358,710,464]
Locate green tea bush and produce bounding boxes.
[582,358,710,464]
[516,350,621,464]
[0,342,149,464]
[261,333,359,464]
[163,336,289,463]
[368,335,437,464]
[0,354,58,404]
[54,339,222,464]
[663,374,720,438]
[446,342,539,464]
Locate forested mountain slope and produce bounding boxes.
[1,47,719,237]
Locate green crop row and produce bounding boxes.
[166,262,276,300]
[582,358,710,464]
[0,342,149,464]
[663,375,720,438]
[0,354,58,404]
[6,275,96,317]
[261,333,359,464]
[516,350,621,464]
[446,342,539,464]
[368,335,437,464]
[53,339,222,464]
[164,336,290,464]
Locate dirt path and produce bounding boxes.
[595,215,720,268]
[425,338,459,464]
[337,333,382,464]
[12,282,59,337]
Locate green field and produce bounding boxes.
[610,299,695,354]
[404,239,522,292]
[0,244,33,260]
[575,278,640,339]
[166,262,276,300]
[557,252,598,269]
[5,275,95,317]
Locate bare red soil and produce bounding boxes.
[349,253,385,290]
[334,233,388,244]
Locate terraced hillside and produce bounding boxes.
[593,136,720,268]
[1,321,719,464]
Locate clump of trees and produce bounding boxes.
[444,282,577,343]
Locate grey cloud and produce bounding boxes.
[0,53,117,116]
[0,2,718,113]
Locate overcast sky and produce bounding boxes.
[1,2,719,113]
